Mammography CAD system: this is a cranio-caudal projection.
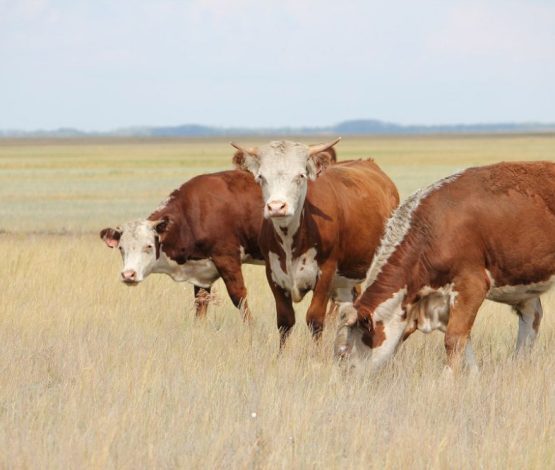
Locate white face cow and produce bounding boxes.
[231,139,340,224]
[334,290,408,370]
[100,219,166,284]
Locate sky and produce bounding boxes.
[1,0,554,131]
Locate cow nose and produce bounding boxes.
[266,200,288,217]
[121,270,137,282]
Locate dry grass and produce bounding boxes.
[1,135,555,468]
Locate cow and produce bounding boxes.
[100,170,265,319]
[231,139,399,345]
[334,161,555,373]
[99,146,338,320]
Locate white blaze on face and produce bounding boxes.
[232,138,339,223]
[333,289,407,370]
[334,292,408,367]
[255,141,313,221]
[116,220,159,282]
[360,288,408,371]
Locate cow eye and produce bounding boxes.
[255,174,266,184]
[144,245,153,252]
[295,173,307,183]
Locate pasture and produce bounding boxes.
[1,135,555,468]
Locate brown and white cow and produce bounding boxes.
[334,161,555,372]
[100,170,264,319]
[232,139,399,344]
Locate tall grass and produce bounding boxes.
[1,234,554,468]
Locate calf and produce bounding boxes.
[232,139,399,344]
[100,170,264,319]
[334,161,555,372]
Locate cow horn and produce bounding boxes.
[308,137,341,156]
[230,142,258,156]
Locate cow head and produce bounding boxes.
[100,218,168,284]
[333,289,408,370]
[231,138,340,223]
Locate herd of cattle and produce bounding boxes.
[100,139,555,372]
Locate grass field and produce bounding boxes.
[1,135,554,468]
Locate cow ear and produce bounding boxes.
[151,217,170,235]
[232,150,246,168]
[307,151,334,180]
[230,143,260,174]
[307,137,341,180]
[100,227,121,248]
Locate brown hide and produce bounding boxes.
[148,170,264,311]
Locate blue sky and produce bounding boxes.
[1,0,554,130]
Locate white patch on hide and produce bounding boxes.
[268,211,321,302]
[157,255,219,288]
[269,247,320,302]
[411,284,455,333]
[486,272,555,304]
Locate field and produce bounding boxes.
[1,134,555,468]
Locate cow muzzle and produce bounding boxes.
[266,200,289,218]
[121,270,139,284]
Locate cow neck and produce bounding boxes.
[357,241,416,317]
[270,204,307,260]
[148,204,197,265]
[151,250,185,278]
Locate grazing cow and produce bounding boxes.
[100,170,264,319]
[232,139,399,345]
[334,161,555,372]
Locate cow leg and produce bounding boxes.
[306,263,336,340]
[444,274,488,372]
[265,265,295,347]
[514,297,543,353]
[212,255,251,322]
[276,289,296,348]
[193,285,211,318]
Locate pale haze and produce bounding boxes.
[1,0,554,131]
